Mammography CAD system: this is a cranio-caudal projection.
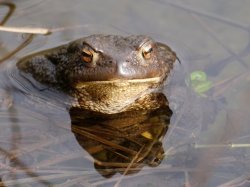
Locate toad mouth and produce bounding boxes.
[74,77,162,88]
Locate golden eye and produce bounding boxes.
[81,44,99,67]
[82,48,93,63]
[141,42,153,59]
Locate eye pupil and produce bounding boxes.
[142,47,153,59]
[82,55,92,63]
[82,49,93,63]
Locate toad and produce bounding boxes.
[17,35,177,114]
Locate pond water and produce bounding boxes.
[0,0,250,186]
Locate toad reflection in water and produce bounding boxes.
[17,35,177,176]
[70,101,172,177]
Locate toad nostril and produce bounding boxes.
[107,60,116,66]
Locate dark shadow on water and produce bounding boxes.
[70,95,172,178]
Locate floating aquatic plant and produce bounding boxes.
[188,70,212,96]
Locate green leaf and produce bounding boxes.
[190,71,207,82]
[193,81,212,94]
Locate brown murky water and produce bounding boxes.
[0,0,250,186]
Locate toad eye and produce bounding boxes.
[81,44,99,67]
[141,41,153,60]
[82,47,93,63]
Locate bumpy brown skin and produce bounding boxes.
[17,35,177,114]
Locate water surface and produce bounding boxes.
[0,0,250,186]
